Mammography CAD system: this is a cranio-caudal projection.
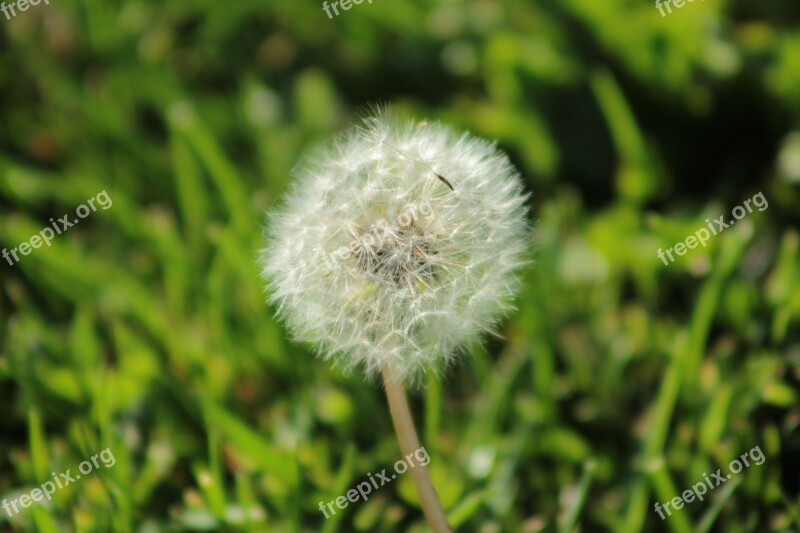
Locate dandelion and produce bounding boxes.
[260,109,530,531]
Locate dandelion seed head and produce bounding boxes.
[260,110,530,386]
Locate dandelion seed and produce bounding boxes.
[260,109,530,387]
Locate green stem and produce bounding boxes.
[382,364,452,533]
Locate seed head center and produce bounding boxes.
[353,222,434,286]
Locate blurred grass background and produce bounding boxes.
[1,0,800,531]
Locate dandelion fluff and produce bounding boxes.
[260,111,530,386]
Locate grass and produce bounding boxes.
[1,0,799,531]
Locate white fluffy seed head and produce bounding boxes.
[260,110,530,387]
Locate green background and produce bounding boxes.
[1,0,799,531]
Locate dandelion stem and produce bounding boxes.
[381,363,453,533]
